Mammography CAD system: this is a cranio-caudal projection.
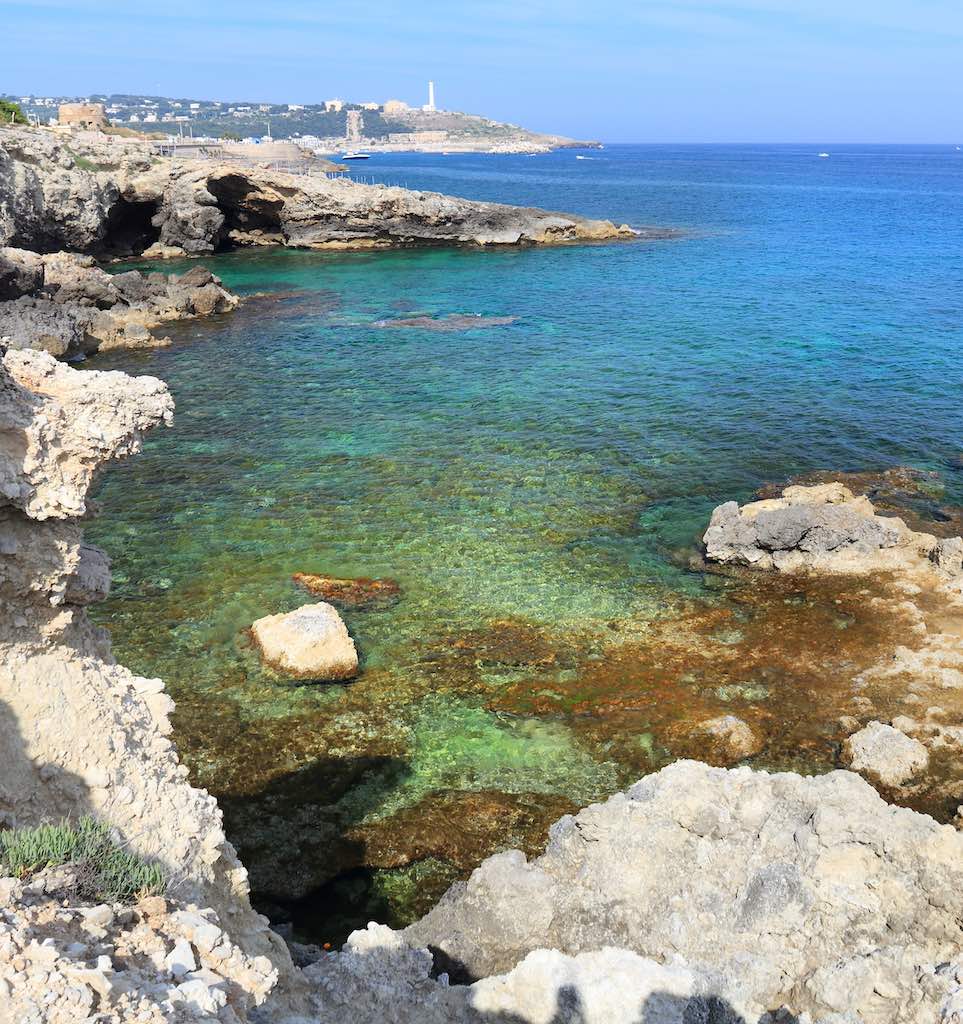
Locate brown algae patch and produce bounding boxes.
[166,563,946,945]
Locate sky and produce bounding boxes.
[6,0,963,143]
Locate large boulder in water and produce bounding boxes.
[251,602,358,680]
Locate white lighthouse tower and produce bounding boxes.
[424,81,436,112]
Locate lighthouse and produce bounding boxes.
[427,80,436,112]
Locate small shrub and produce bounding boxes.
[0,817,166,903]
[0,100,27,125]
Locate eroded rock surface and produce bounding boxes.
[404,760,963,1024]
[704,482,963,812]
[0,127,644,259]
[0,869,278,1023]
[843,721,930,787]
[0,347,302,1017]
[0,247,237,357]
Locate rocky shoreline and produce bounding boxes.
[2,349,961,1020]
[0,126,650,260]
[0,246,237,357]
[0,123,961,1023]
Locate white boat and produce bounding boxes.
[818,152,830,158]
[342,151,370,160]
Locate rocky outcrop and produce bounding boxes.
[843,721,930,787]
[0,127,643,259]
[0,347,302,1017]
[250,602,359,680]
[703,482,963,810]
[0,247,237,357]
[703,483,910,573]
[0,869,277,1023]
[400,760,963,1024]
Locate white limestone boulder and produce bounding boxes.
[251,602,358,680]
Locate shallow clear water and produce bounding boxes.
[87,145,963,936]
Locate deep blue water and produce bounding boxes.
[86,144,963,929]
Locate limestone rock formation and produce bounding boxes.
[251,602,359,679]
[843,721,930,787]
[703,483,908,573]
[0,246,237,357]
[0,869,278,1023]
[0,347,302,1016]
[404,760,963,1024]
[0,126,644,259]
[702,482,963,810]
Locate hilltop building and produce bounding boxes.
[57,102,108,130]
[383,99,410,115]
[422,80,437,112]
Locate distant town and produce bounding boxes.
[3,84,596,155]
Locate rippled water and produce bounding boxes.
[87,145,963,939]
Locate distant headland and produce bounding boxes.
[4,83,601,155]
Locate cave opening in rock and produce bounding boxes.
[207,174,285,250]
[103,198,161,257]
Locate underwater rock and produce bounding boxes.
[843,721,930,788]
[371,313,518,331]
[347,790,578,872]
[251,602,359,680]
[293,572,402,609]
[690,714,762,763]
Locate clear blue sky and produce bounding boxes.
[6,0,962,142]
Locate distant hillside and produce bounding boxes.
[5,92,599,153]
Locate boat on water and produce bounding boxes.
[342,151,370,160]
[818,152,830,158]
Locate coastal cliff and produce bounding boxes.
[0,127,641,259]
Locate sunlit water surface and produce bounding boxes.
[87,145,963,938]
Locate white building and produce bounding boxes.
[324,98,344,112]
[422,80,436,112]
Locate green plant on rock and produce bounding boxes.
[0,817,166,903]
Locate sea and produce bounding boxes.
[86,144,963,938]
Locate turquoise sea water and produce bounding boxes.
[87,145,963,935]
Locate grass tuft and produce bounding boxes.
[0,817,166,903]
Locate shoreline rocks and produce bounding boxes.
[399,760,963,1023]
[0,246,237,357]
[842,721,930,787]
[0,126,654,259]
[703,481,963,816]
[251,602,359,680]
